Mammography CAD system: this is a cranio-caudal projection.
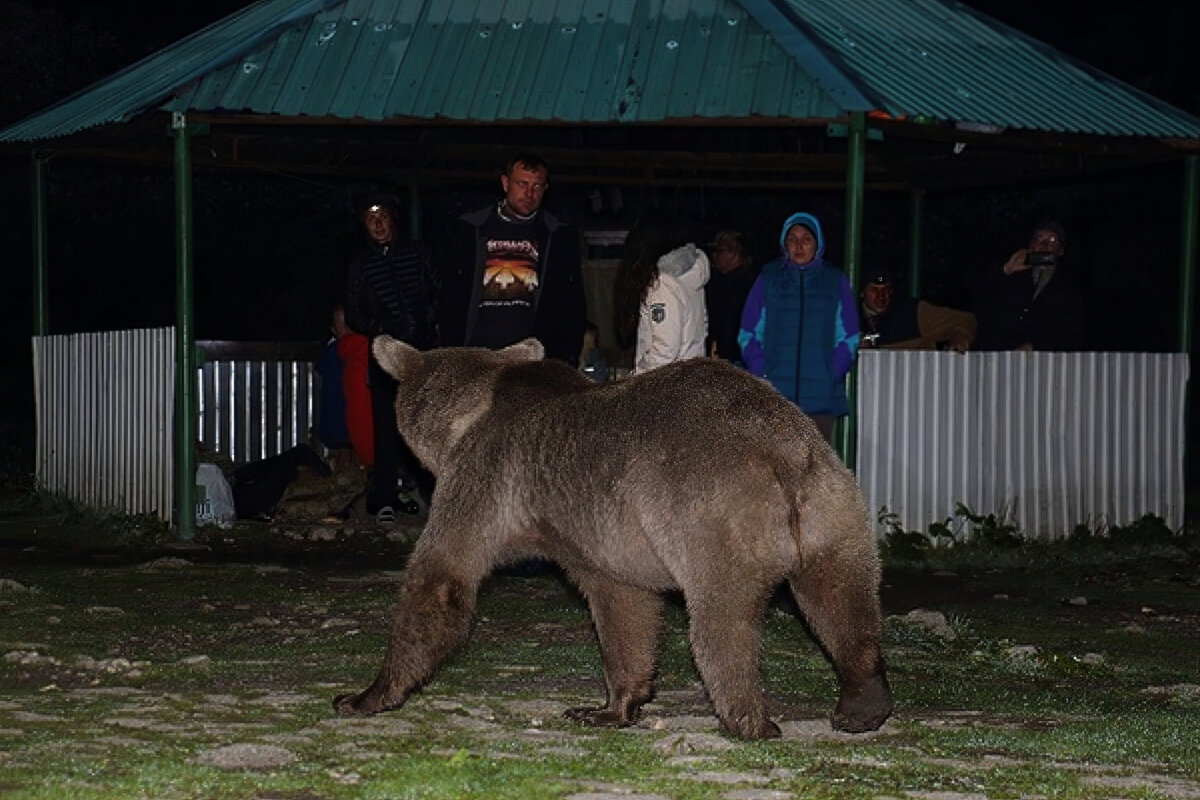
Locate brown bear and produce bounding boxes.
[333,337,892,738]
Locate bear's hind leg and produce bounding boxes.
[564,575,663,728]
[686,583,781,740]
[786,557,892,733]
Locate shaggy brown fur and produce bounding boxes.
[333,338,892,738]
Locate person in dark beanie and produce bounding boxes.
[704,229,756,365]
[859,270,975,352]
[343,192,439,521]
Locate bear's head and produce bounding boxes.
[371,337,545,475]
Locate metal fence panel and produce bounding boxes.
[32,328,175,521]
[196,351,317,465]
[32,332,1188,538]
[857,350,1189,539]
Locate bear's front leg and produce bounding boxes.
[333,561,478,716]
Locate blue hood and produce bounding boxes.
[778,212,825,265]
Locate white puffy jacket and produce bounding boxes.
[633,243,711,374]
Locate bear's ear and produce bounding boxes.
[499,337,545,362]
[372,335,420,379]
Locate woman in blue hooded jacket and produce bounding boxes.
[738,212,860,444]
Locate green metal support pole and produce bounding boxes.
[908,188,925,298]
[409,184,422,242]
[1178,155,1198,497]
[1179,155,1198,354]
[173,113,197,540]
[839,111,866,469]
[32,154,49,335]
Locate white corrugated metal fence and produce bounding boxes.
[196,354,316,465]
[32,331,1188,538]
[33,327,175,521]
[857,350,1189,538]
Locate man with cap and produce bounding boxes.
[705,229,756,365]
[972,220,1085,351]
[860,269,976,352]
[738,211,860,445]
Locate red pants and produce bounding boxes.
[338,332,374,467]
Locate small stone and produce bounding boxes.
[320,618,359,629]
[195,743,298,770]
[139,557,192,570]
[902,608,956,639]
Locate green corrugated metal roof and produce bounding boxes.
[771,0,1200,137]
[3,0,1199,143]
[162,0,845,124]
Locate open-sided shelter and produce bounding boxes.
[3,0,1198,538]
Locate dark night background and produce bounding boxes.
[2,1,1199,478]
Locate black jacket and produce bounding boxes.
[973,269,1085,351]
[438,205,586,364]
[345,239,439,349]
[704,266,756,362]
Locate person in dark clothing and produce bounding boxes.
[705,229,756,365]
[859,270,976,352]
[229,443,332,520]
[973,221,1085,352]
[314,304,351,452]
[343,193,439,521]
[438,153,586,364]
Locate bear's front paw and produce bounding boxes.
[333,688,398,716]
[332,691,372,716]
[564,705,635,728]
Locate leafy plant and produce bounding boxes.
[952,502,1023,548]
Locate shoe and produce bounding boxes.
[375,506,395,523]
[393,493,420,515]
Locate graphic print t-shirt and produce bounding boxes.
[468,214,545,349]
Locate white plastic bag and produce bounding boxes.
[195,463,237,529]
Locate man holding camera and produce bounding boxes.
[973,221,1084,351]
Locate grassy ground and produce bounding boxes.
[1,478,1198,800]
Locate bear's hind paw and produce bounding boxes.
[831,674,893,733]
[564,705,635,728]
[718,714,782,740]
